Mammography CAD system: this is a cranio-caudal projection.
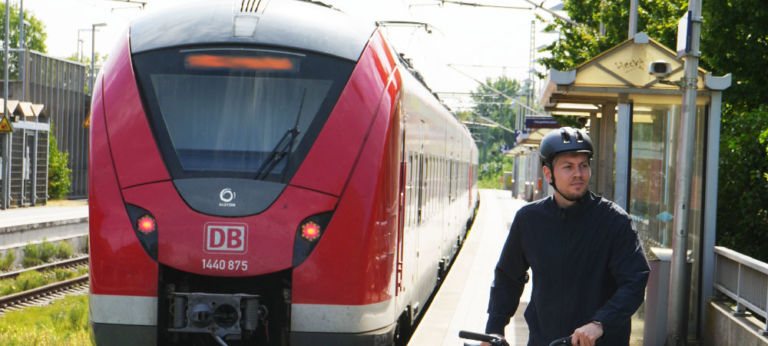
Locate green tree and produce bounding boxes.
[0,3,48,79]
[701,0,768,109]
[700,0,768,260]
[716,106,768,260]
[538,0,686,71]
[469,76,522,187]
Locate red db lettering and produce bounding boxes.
[204,223,248,254]
[209,228,226,249]
[228,229,243,249]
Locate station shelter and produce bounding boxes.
[504,128,555,202]
[0,99,49,208]
[538,32,731,343]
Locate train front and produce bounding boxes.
[89,1,403,345]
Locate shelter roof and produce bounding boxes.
[540,32,731,116]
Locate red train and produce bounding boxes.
[88,1,478,345]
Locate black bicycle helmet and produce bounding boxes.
[539,127,593,167]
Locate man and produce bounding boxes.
[483,127,650,346]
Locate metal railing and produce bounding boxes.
[713,246,768,335]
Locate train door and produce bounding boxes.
[395,113,423,333]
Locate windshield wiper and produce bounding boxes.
[254,89,307,180]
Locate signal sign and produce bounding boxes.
[0,115,12,133]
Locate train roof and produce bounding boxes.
[130,0,376,61]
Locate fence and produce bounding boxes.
[713,246,768,335]
[3,49,90,200]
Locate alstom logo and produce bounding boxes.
[204,223,248,254]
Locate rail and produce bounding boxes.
[713,246,768,335]
[0,255,89,281]
[0,275,89,314]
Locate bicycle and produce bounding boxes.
[458,330,573,346]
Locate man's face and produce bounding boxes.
[547,152,591,200]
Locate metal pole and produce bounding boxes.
[19,0,25,100]
[18,1,22,48]
[77,31,82,62]
[90,24,96,95]
[90,23,106,94]
[628,0,638,38]
[2,0,10,210]
[666,0,702,344]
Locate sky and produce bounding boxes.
[18,0,565,110]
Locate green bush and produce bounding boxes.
[0,251,16,271]
[55,242,74,259]
[47,124,71,200]
[21,244,41,268]
[14,270,46,292]
[0,278,16,295]
[38,240,57,263]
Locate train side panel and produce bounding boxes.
[88,33,159,343]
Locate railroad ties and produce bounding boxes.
[0,256,90,315]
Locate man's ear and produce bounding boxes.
[542,165,552,184]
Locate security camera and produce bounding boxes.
[648,61,672,77]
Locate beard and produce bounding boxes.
[555,180,588,201]
[558,188,588,201]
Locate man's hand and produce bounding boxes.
[570,321,603,346]
[480,333,505,346]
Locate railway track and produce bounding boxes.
[0,255,90,315]
[0,255,89,281]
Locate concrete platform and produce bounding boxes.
[409,189,531,346]
[0,202,88,230]
[0,202,89,254]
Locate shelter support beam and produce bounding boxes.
[615,98,632,210]
[596,103,615,199]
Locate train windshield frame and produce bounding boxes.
[132,46,355,182]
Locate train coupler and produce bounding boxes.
[167,292,268,342]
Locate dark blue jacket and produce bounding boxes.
[485,192,650,346]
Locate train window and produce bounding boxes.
[133,46,354,181]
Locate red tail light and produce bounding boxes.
[137,215,157,234]
[300,221,321,242]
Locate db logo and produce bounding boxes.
[204,223,248,254]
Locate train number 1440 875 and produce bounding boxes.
[202,258,248,272]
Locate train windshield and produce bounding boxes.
[133,47,355,181]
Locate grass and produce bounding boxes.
[0,251,15,271]
[0,267,88,296]
[0,295,93,346]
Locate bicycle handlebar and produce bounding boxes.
[548,336,572,346]
[459,330,572,346]
[458,330,509,346]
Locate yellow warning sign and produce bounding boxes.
[0,115,12,133]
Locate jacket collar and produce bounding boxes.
[547,191,598,220]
